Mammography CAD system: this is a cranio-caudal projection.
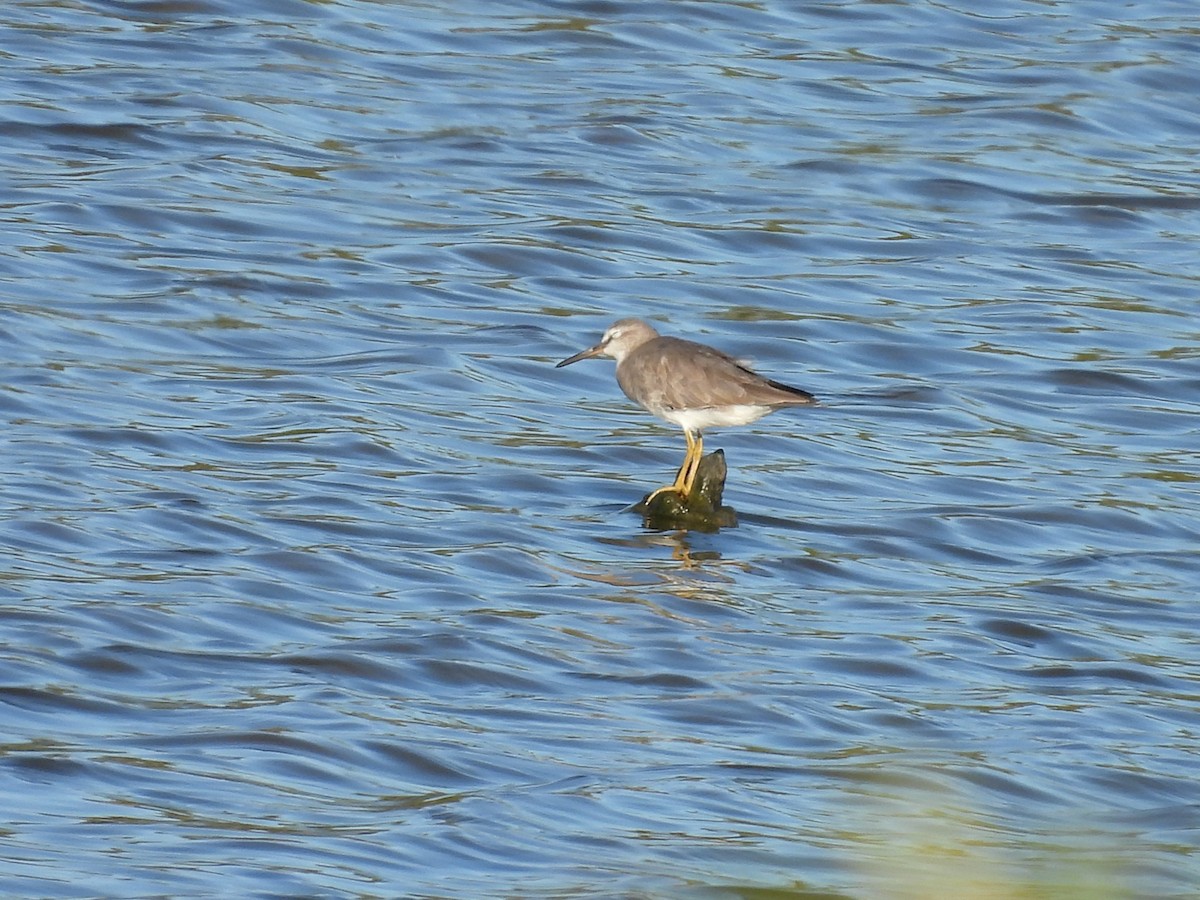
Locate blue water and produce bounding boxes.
[2,1,1198,897]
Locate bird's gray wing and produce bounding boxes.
[619,337,813,410]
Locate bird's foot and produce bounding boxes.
[643,484,685,505]
[632,450,737,530]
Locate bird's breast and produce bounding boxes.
[657,404,773,432]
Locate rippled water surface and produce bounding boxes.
[3,1,1199,896]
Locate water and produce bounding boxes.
[2,1,1198,896]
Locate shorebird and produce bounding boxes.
[556,318,816,501]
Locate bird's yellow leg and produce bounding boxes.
[680,432,704,495]
[645,430,698,503]
[672,430,699,489]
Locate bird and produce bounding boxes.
[555,318,816,502]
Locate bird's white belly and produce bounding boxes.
[656,404,771,432]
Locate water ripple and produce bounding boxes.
[2,0,1198,896]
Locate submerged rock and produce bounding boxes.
[633,449,738,530]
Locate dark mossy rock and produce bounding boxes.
[632,449,738,530]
